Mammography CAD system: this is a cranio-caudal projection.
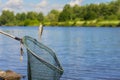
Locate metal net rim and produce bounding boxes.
[22,36,64,74]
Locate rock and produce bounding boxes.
[0,70,21,80]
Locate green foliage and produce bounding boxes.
[72,5,81,19]
[27,11,38,20]
[104,15,118,20]
[0,0,120,27]
[37,12,44,22]
[0,11,44,26]
[16,12,26,21]
[24,19,39,26]
[0,10,15,25]
[84,11,97,20]
[58,12,68,21]
[58,4,73,21]
[57,0,120,27]
[46,9,60,22]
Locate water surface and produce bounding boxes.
[0,26,120,80]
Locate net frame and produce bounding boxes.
[22,36,64,80]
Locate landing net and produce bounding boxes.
[22,36,63,80]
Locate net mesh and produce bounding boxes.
[23,36,63,80]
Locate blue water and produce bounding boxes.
[0,26,120,80]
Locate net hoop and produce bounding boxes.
[22,36,64,74]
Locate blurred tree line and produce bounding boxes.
[0,11,44,26]
[0,0,120,26]
[59,0,120,21]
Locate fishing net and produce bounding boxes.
[22,36,63,80]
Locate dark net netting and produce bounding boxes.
[23,36,63,80]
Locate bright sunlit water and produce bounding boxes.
[0,26,120,80]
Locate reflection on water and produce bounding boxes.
[0,27,120,80]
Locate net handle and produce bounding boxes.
[0,30,24,61]
[0,30,21,41]
[0,24,42,41]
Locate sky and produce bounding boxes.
[0,0,113,14]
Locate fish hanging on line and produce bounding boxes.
[38,23,43,40]
[20,40,24,62]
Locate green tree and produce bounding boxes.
[16,12,26,21]
[46,9,60,22]
[15,13,27,26]
[107,14,118,20]
[72,5,81,20]
[37,12,44,22]
[83,4,99,20]
[58,4,73,21]
[0,10,15,25]
[99,3,110,17]
[26,11,38,20]
[84,11,97,20]
[109,0,120,15]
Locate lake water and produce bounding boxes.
[0,26,120,80]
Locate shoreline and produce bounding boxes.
[44,20,120,27]
[0,20,120,27]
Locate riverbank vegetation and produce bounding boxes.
[0,0,120,27]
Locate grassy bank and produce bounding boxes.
[1,20,120,27]
[43,20,120,27]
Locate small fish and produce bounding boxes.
[20,56,23,62]
[20,41,24,62]
[39,23,43,40]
